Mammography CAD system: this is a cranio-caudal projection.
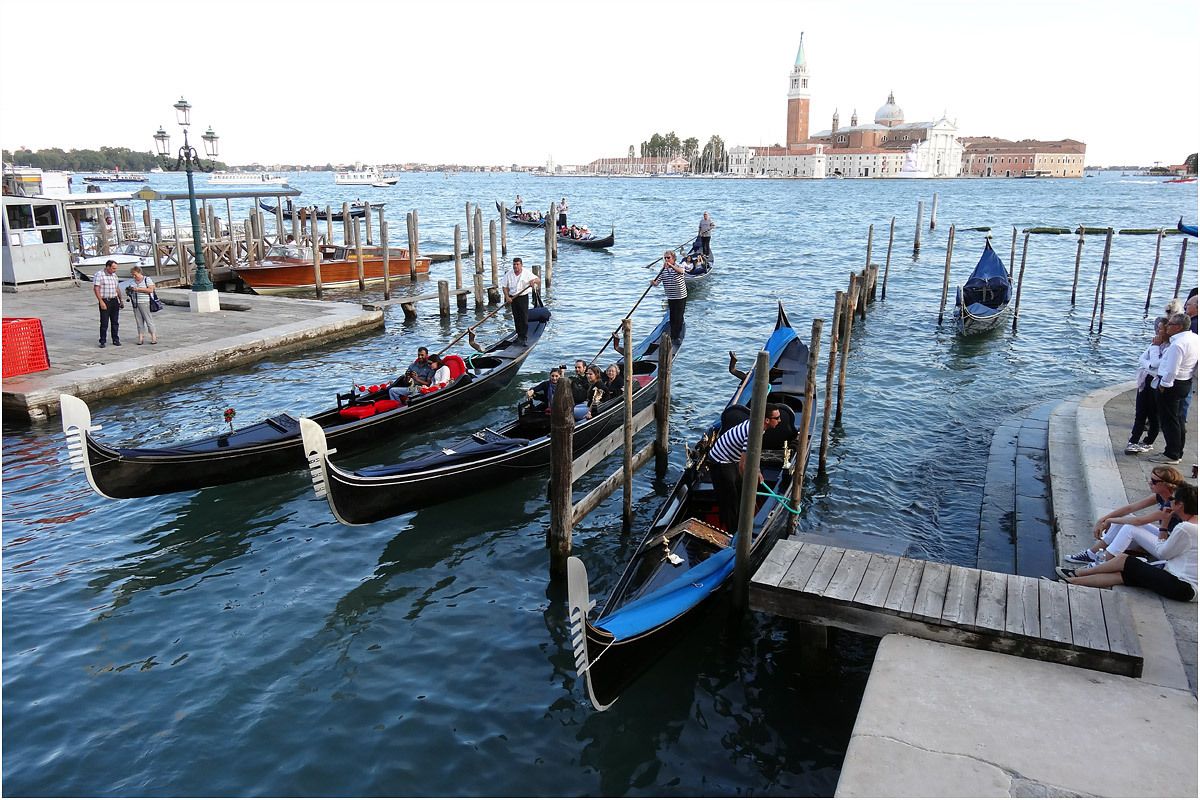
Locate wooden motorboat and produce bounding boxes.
[568,304,813,710]
[60,303,550,499]
[235,243,431,293]
[952,240,1012,334]
[301,312,677,525]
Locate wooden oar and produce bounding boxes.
[437,285,536,356]
[643,237,700,270]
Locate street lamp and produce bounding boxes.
[154,97,221,310]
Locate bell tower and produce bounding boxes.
[786,33,810,149]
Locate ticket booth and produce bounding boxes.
[2,196,73,288]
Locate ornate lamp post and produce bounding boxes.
[154,97,221,311]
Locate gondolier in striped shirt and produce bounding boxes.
[708,405,783,533]
[502,257,541,345]
[651,250,687,342]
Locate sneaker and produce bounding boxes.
[98,341,106,348]
[1066,548,1098,564]
[113,339,122,347]
[1151,454,1183,464]
[1055,566,1077,580]
[1124,442,1143,454]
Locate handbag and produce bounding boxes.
[149,292,163,313]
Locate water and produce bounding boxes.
[3,172,1195,796]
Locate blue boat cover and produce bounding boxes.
[1180,219,1198,237]
[598,550,735,639]
[964,241,1008,288]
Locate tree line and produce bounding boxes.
[634,132,729,172]
[3,146,227,172]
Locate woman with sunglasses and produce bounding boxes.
[1066,465,1185,564]
[1055,483,1197,602]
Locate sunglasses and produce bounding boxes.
[1150,477,1170,485]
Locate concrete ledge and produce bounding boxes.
[836,634,1197,798]
[1075,381,1136,525]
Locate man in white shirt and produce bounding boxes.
[502,257,541,345]
[1154,312,1199,464]
[92,260,124,347]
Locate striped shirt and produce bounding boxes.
[710,420,750,464]
[655,263,687,300]
[93,270,121,299]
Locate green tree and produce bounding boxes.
[683,137,699,161]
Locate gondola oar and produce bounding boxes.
[439,285,536,355]
[643,238,700,270]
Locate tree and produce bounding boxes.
[664,131,681,158]
[683,137,698,161]
[1185,153,1198,175]
[628,145,635,160]
[701,135,726,173]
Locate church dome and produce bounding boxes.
[874,91,904,127]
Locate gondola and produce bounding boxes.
[60,303,550,499]
[567,304,813,710]
[257,200,377,222]
[680,237,715,282]
[494,201,614,249]
[1179,218,1198,237]
[301,312,676,525]
[952,239,1012,334]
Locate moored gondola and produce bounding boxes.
[567,304,813,710]
[952,239,1012,334]
[258,200,377,222]
[61,303,550,499]
[301,312,676,525]
[494,201,614,249]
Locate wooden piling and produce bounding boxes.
[818,292,844,476]
[290,204,299,244]
[1070,225,1085,305]
[407,211,417,281]
[411,209,420,261]
[544,216,554,289]
[438,279,450,317]
[490,219,499,289]
[500,202,508,256]
[1011,231,1031,332]
[1097,246,1111,334]
[325,206,333,245]
[549,203,558,259]
[882,216,895,299]
[913,200,923,255]
[453,222,464,289]
[733,350,771,612]
[313,239,324,299]
[473,273,485,310]
[1009,226,1017,276]
[1173,238,1189,298]
[341,202,351,244]
[929,192,938,230]
[654,330,672,476]
[378,220,390,300]
[465,202,474,255]
[548,358,576,577]
[865,224,874,271]
[1089,229,1113,334]
[937,224,956,325]
[364,203,373,245]
[835,280,859,425]
[473,206,484,276]
[353,218,365,291]
[1144,229,1165,314]
[622,319,634,530]
[789,319,823,534]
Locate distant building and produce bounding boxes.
[810,93,964,178]
[586,156,689,175]
[960,137,1086,178]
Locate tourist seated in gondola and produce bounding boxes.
[388,346,436,402]
[603,363,623,396]
[525,367,562,413]
[573,364,614,421]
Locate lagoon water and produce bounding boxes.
[2,171,1196,795]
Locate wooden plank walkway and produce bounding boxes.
[750,539,1143,677]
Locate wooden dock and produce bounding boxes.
[750,539,1142,677]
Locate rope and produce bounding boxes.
[754,480,802,515]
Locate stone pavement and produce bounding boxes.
[2,283,382,421]
[837,383,1197,798]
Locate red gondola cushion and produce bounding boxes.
[338,404,377,420]
[373,399,401,413]
[442,354,467,381]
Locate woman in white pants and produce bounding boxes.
[126,266,158,345]
[1065,464,1184,563]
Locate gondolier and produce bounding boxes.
[708,405,783,533]
[651,250,687,342]
[698,212,715,257]
[557,197,568,230]
[93,259,124,347]
[503,257,541,345]
[514,193,523,213]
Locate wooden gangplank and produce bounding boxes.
[750,540,1142,677]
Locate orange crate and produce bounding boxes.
[3,317,51,378]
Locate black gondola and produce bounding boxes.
[258,200,378,222]
[301,312,676,525]
[952,239,1012,334]
[60,303,550,499]
[567,304,813,710]
[494,201,614,249]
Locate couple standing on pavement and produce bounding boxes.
[93,260,158,347]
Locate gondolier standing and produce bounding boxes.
[651,250,687,343]
[514,194,523,214]
[93,259,124,347]
[698,211,716,257]
[503,257,541,345]
[557,197,568,230]
[708,405,783,533]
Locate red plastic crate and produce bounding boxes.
[3,317,51,378]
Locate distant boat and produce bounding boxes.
[1164,176,1196,184]
[335,166,398,185]
[1179,218,1198,237]
[258,200,377,221]
[494,201,614,249]
[953,240,1012,334]
[82,172,146,183]
[209,172,289,185]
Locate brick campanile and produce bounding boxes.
[786,34,810,149]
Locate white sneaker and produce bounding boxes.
[1124,442,1141,454]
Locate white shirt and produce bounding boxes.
[1156,329,1199,388]
[432,364,452,385]
[503,268,536,298]
[1154,520,1197,595]
[1136,342,1163,388]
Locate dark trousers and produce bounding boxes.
[1129,376,1160,444]
[1156,378,1192,459]
[98,300,121,344]
[711,460,742,534]
[667,297,686,342]
[700,235,712,256]
[557,213,567,229]
[512,294,530,342]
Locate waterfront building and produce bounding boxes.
[960,137,1086,178]
[586,156,690,176]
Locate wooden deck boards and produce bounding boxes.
[750,540,1143,677]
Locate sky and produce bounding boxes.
[1,0,1197,167]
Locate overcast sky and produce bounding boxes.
[1,0,1196,167]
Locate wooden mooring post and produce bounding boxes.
[312,231,324,299]
[1011,231,1031,332]
[1144,229,1165,315]
[818,291,844,476]
[341,202,351,244]
[1070,225,1085,305]
[325,206,333,246]
[835,279,860,425]
[453,224,466,310]
[913,200,923,255]
[465,201,474,255]
[407,211,418,281]
[881,216,895,299]
[381,220,391,301]
[1089,229,1114,334]
[544,215,554,289]
[548,370,576,577]
[1173,238,1189,298]
[864,224,874,272]
[353,218,365,291]
[929,193,938,230]
[490,220,500,291]
[654,331,673,476]
[937,224,956,325]
[621,320,635,529]
[500,203,508,256]
[1009,226,1017,276]
[732,350,771,613]
[789,319,823,535]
